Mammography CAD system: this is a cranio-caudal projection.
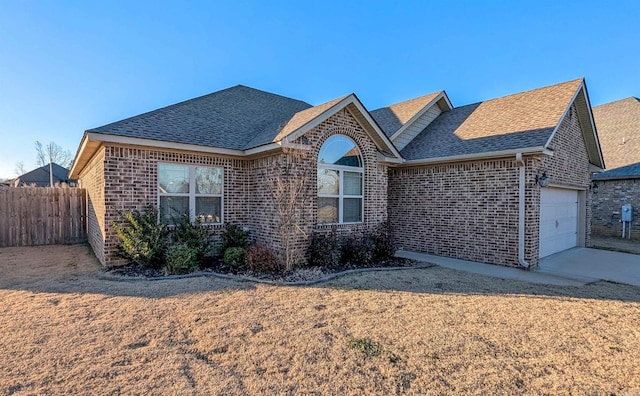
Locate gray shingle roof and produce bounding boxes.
[592,97,640,170]
[12,163,73,187]
[400,79,584,160]
[593,161,640,180]
[89,85,313,150]
[370,91,443,137]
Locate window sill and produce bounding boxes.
[316,222,364,228]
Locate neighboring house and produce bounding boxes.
[70,78,603,268]
[9,163,76,187]
[591,97,640,237]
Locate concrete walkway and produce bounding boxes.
[396,251,594,286]
[397,248,640,287]
[537,247,640,287]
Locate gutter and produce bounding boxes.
[516,153,531,269]
[399,146,553,167]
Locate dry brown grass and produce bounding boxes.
[1,245,639,395]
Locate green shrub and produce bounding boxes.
[112,206,168,268]
[246,244,279,273]
[220,223,250,253]
[339,233,374,266]
[307,229,339,268]
[372,221,396,261]
[224,246,246,268]
[170,211,212,264]
[163,243,199,275]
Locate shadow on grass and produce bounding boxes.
[1,244,639,302]
[317,265,640,303]
[0,244,255,298]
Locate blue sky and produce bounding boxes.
[0,1,638,179]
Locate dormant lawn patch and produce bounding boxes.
[1,245,639,395]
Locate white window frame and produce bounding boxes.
[318,163,364,224]
[317,134,364,225]
[157,163,224,225]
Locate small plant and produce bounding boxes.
[372,221,396,261]
[246,244,279,273]
[220,223,250,252]
[112,206,168,268]
[224,246,246,268]
[307,229,339,268]
[170,211,212,265]
[347,337,383,358]
[163,243,199,275]
[339,233,374,265]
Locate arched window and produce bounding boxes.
[317,135,363,224]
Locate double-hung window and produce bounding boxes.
[317,135,364,224]
[158,163,223,224]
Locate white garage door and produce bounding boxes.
[539,188,579,258]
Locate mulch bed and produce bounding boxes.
[104,257,418,283]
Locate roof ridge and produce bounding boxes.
[88,85,311,132]
[594,96,640,108]
[371,90,444,112]
[458,78,584,108]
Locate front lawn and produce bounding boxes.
[1,245,639,395]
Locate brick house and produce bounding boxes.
[69,78,604,269]
[591,97,640,238]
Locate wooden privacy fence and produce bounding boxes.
[0,187,87,247]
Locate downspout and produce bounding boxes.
[516,153,530,269]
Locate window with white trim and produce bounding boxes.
[317,135,363,224]
[158,163,223,224]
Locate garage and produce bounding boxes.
[538,188,579,258]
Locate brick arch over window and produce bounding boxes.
[313,127,371,166]
[303,109,389,230]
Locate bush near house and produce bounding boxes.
[114,206,399,276]
[113,206,210,275]
[163,243,199,275]
[307,224,397,269]
[246,244,279,273]
[112,206,168,269]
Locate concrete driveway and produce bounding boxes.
[537,247,640,287]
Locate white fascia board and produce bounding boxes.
[284,95,356,143]
[389,91,449,141]
[544,82,584,149]
[69,132,89,178]
[439,91,454,111]
[398,146,549,166]
[377,151,404,164]
[244,141,313,156]
[243,142,282,155]
[349,98,403,159]
[383,156,404,164]
[581,83,606,168]
[544,82,605,169]
[284,94,403,160]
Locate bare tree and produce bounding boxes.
[263,146,314,271]
[14,161,26,176]
[35,141,72,168]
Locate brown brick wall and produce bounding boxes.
[79,108,390,266]
[247,108,390,265]
[591,178,640,238]
[79,147,106,264]
[389,159,524,266]
[80,146,250,265]
[389,104,594,268]
[539,104,593,249]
